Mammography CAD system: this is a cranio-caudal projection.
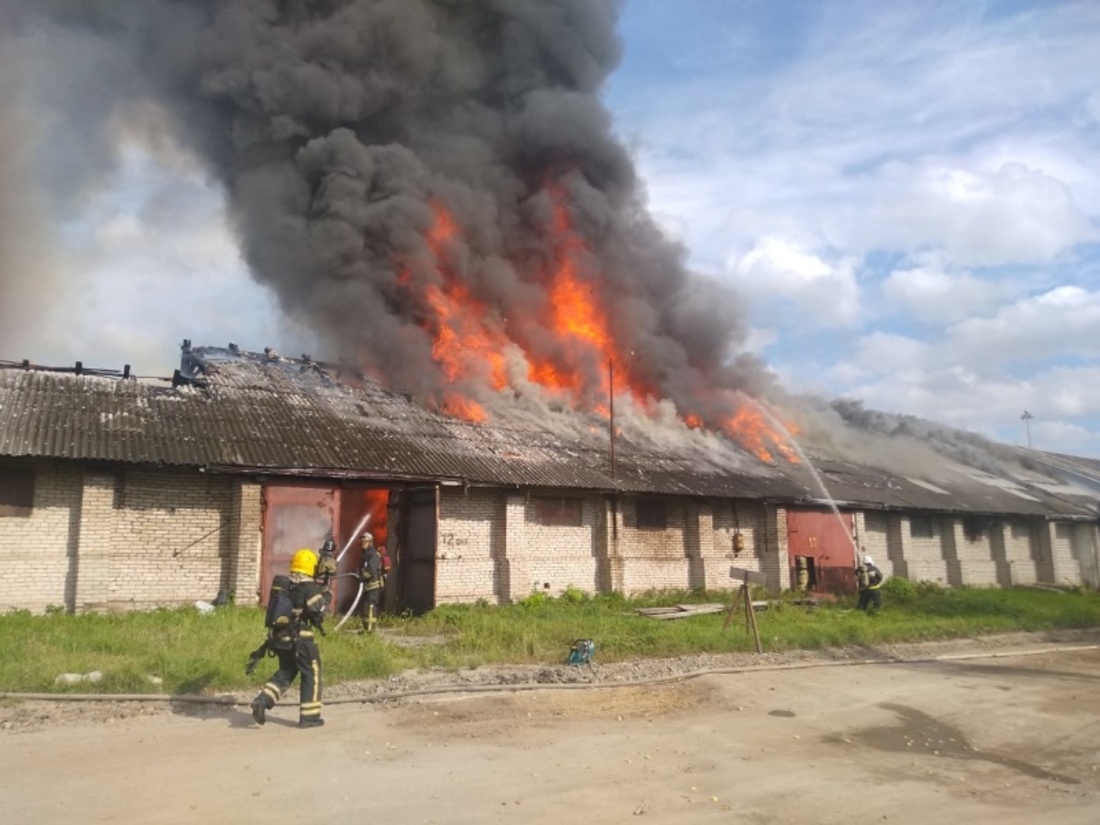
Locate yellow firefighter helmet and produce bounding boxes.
[290,548,319,577]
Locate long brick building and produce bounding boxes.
[1,343,1097,614]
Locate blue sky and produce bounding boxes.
[606,0,1100,456]
[6,0,1100,456]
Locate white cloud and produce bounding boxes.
[93,215,143,250]
[881,260,1003,323]
[728,238,860,328]
[947,286,1100,367]
[849,332,932,376]
[868,160,1094,266]
[739,325,778,356]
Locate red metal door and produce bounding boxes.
[786,510,857,595]
[261,484,338,605]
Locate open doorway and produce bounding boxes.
[335,486,390,614]
[389,486,438,615]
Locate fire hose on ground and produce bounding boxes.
[1,644,1096,707]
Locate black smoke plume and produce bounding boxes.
[5,0,773,417]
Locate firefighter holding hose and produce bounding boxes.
[358,532,387,633]
[856,554,885,612]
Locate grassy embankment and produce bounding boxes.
[1,580,1098,695]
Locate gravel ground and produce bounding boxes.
[3,627,1099,733]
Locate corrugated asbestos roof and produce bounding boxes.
[1,347,1097,519]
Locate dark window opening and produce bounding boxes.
[909,516,934,538]
[0,468,35,517]
[636,498,667,530]
[962,516,986,542]
[113,472,127,509]
[531,496,583,527]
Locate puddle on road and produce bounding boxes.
[830,703,1079,785]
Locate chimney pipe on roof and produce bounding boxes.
[123,365,131,379]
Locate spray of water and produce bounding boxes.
[749,398,863,565]
[336,514,371,563]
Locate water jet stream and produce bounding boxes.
[337,515,371,563]
[748,399,863,564]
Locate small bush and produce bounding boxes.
[882,577,919,603]
[561,585,587,604]
[519,591,549,608]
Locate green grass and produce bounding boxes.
[2,581,1098,695]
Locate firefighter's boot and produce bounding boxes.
[250,694,269,726]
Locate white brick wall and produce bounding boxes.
[1000,520,1039,585]
[850,513,1091,589]
[434,489,774,602]
[0,459,257,613]
[897,515,952,585]
[0,463,82,611]
[435,489,601,604]
[758,506,789,590]
[1051,521,1100,587]
[73,468,238,611]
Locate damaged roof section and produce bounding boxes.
[1,345,1098,520]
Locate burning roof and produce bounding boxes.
[1,345,1098,522]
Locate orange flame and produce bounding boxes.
[522,194,650,407]
[394,194,799,462]
[408,202,510,420]
[719,406,800,464]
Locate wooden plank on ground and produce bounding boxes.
[635,604,727,620]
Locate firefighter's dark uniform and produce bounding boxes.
[359,537,385,633]
[857,558,884,611]
[251,549,328,728]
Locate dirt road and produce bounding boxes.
[2,635,1099,824]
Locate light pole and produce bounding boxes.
[1020,410,1034,448]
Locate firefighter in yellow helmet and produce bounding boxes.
[250,547,328,728]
